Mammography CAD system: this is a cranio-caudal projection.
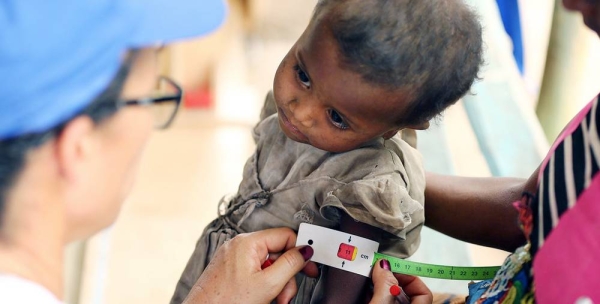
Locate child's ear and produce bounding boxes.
[407,120,430,130]
[382,129,399,140]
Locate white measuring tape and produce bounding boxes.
[296,223,500,280]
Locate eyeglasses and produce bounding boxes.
[120,76,183,129]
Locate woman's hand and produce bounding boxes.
[183,228,315,304]
[369,259,433,304]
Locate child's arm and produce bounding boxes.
[320,212,385,304]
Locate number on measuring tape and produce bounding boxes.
[296,223,502,281]
[296,223,380,277]
[373,253,501,280]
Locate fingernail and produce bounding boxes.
[390,285,401,296]
[380,259,391,270]
[261,259,275,269]
[299,246,314,261]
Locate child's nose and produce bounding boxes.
[289,100,315,128]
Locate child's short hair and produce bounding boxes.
[314,0,483,125]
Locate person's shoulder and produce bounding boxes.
[0,275,63,304]
[384,136,423,165]
[325,136,422,173]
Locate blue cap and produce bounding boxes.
[0,0,226,139]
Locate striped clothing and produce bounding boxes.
[532,96,600,303]
[471,96,600,303]
[531,97,600,253]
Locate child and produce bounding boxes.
[172,0,482,303]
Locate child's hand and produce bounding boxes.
[369,259,433,304]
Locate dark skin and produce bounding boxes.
[276,1,555,302]
[424,169,538,253]
[271,6,428,304]
[273,9,533,303]
[322,214,386,304]
[363,1,600,302]
[418,0,600,260]
[272,8,428,154]
[424,110,583,253]
[324,173,539,302]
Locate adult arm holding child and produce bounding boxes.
[424,169,538,253]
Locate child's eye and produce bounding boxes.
[328,109,349,130]
[294,65,311,88]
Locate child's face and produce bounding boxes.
[272,16,424,153]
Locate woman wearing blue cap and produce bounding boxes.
[0,0,324,303]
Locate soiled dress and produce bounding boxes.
[171,94,426,304]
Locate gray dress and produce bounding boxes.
[170,95,426,304]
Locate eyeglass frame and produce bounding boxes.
[118,76,183,129]
[0,76,183,148]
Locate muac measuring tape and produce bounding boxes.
[371,252,500,280]
[296,223,501,280]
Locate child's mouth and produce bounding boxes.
[278,107,309,143]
